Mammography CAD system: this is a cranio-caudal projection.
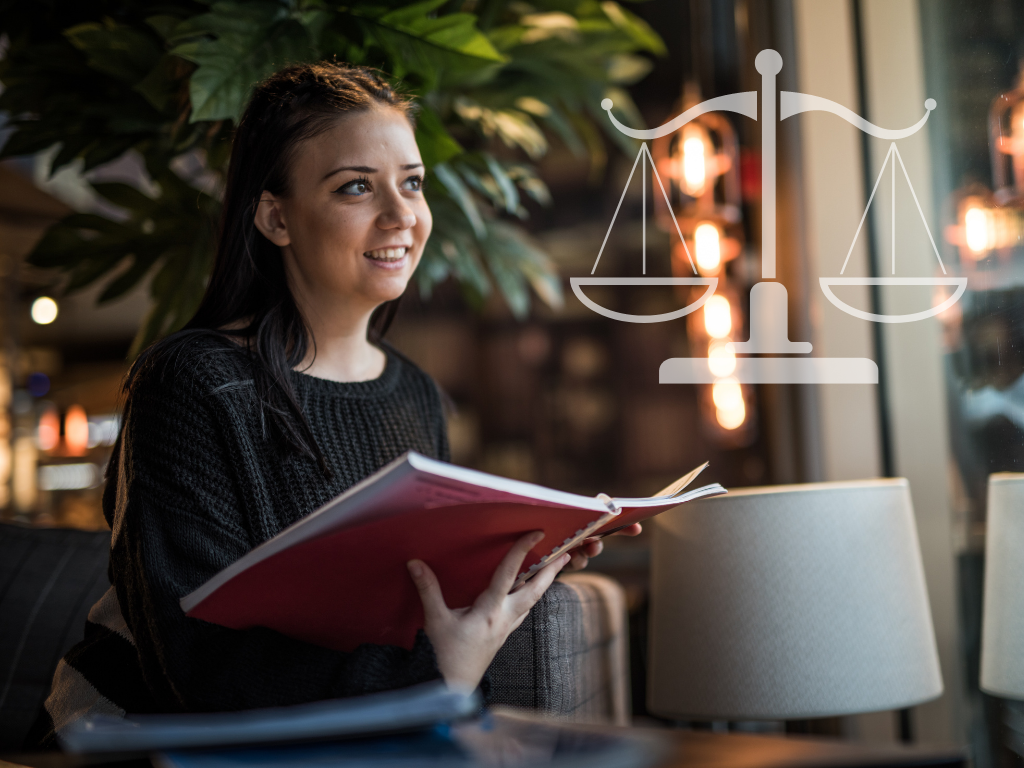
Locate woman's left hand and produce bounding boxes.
[563,523,643,572]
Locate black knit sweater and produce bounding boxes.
[33,334,451,742]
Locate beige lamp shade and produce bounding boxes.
[648,479,943,720]
[981,473,1024,699]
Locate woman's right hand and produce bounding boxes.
[406,531,569,693]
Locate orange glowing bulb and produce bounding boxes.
[712,377,746,430]
[704,295,732,339]
[683,137,706,194]
[964,207,992,253]
[716,399,746,430]
[65,405,89,456]
[695,222,722,272]
[708,340,736,377]
[38,410,60,452]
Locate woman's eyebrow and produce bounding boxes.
[323,162,423,181]
[323,165,375,180]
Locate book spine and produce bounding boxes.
[512,509,618,590]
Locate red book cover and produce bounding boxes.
[181,452,725,651]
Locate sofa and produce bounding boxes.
[0,521,631,750]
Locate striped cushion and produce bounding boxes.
[487,572,631,725]
[0,523,110,750]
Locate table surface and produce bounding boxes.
[659,730,964,768]
[1,720,966,768]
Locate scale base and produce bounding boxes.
[660,356,879,384]
[732,282,813,354]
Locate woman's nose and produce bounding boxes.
[378,188,417,230]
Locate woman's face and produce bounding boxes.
[256,106,431,317]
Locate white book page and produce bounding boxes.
[611,461,711,506]
[513,482,727,587]
[616,482,727,510]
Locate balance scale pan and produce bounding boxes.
[819,277,967,324]
[570,277,718,324]
[660,357,879,385]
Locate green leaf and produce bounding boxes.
[433,163,486,238]
[414,103,463,168]
[61,213,134,236]
[28,228,95,270]
[99,251,160,303]
[483,220,563,316]
[146,15,185,41]
[27,213,137,270]
[66,251,129,293]
[531,101,585,155]
[486,23,527,52]
[353,1,506,88]
[430,234,491,303]
[134,54,191,113]
[606,52,652,84]
[599,2,665,55]
[415,241,452,298]
[418,190,494,302]
[484,248,529,317]
[129,235,214,357]
[506,164,552,206]
[296,9,333,50]
[131,250,189,357]
[568,110,607,181]
[451,159,504,211]
[30,233,128,271]
[374,1,505,62]
[64,19,163,83]
[170,2,315,122]
[446,239,491,301]
[483,154,520,214]
[0,126,63,160]
[453,98,547,158]
[82,136,143,171]
[91,182,160,215]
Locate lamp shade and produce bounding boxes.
[981,473,1024,699]
[648,479,943,720]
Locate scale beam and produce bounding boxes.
[600,92,757,140]
[780,92,936,139]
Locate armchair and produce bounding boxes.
[0,522,630,750]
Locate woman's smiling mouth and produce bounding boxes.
[363,247,410,270]
[364,247,409,263]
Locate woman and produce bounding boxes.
[31,61,633,746]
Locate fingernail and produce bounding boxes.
[407,560,422,578]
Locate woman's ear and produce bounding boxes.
[254,192,291,246]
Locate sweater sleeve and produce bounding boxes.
[433,382,452,463]
[109,356,442,713]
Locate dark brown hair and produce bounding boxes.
[131,62,416,474]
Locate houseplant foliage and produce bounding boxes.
[0,0,662,355]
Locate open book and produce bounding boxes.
[182,452,725,651]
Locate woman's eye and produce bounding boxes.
[336,178,370,196]
[403,175,423,192]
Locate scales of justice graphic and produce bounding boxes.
[570,49,968,385]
